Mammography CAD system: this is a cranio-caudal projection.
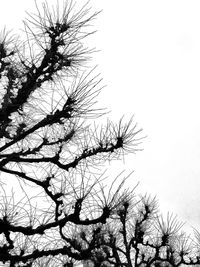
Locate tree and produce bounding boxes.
[0,1,142,266]
[84,194,200,267]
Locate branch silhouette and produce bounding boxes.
[0,1,142,266]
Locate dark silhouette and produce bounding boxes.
[0,1,142,266]
[1,1,198,267]
[84,195,200,266]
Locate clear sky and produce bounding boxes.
[1,0,200,233]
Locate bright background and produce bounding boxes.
[1,0,200,233]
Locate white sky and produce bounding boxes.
[1,0,200,233]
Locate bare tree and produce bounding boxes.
[0,1,142,266]
[85,193,200,267]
